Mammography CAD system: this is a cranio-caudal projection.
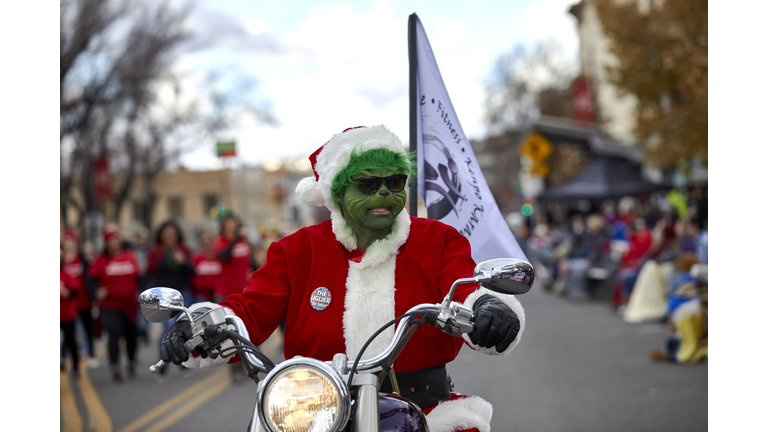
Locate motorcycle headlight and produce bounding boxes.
[258,358,350,432]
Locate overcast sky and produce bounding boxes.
[170,0,582,170]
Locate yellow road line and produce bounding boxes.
[143,373,233,432]
[77,361,114,432]
[60,368,83,432]
[116,368,230,432]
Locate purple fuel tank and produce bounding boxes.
[377,393,430,432]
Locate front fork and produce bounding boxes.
[350,374,380,432]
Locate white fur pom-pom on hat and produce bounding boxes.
[294,125,408,211]
[295,176,325,207]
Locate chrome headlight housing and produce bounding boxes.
[257,358,351,432]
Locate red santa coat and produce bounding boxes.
[187,211,526,432]
[220,216,482,370]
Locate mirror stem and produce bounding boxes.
[442,278,478,308]
[167,306,197,330]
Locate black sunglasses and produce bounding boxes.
[355,175,408,194]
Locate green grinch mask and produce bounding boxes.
[331,148,414,251]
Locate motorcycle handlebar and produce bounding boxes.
[208,302,472,375]
[146,296,474,375]
[331,302,474,374]
[224,315,270,372]
[149,359,166,373]
[343,303,440,372]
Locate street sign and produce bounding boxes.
[518,131,553,177]
[216,141,236,157]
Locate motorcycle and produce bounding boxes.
[138,258,534,432]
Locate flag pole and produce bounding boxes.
[408,13,419,217]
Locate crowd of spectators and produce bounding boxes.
[59,205,287,383]
[61,187,708,381]
[521,187,708,364]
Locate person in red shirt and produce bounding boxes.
[191,232,221,303]
[61,251,82,378]
[212,211,253,302]
[621,218,653,269]
[89,223,141,383]
[61,229,98,366]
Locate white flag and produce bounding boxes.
[410,14,527,263]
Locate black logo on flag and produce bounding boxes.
[423,133,467,219]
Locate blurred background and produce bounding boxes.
[59,0,707,251]
[56,0,713,431]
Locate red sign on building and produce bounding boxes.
[94,155,113,203]
[571,75,596,126]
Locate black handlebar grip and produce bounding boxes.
[204,326,223,338]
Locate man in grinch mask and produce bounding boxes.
[161,125,525,432]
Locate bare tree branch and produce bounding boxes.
[483,41,578,135]
[61,0,275,238]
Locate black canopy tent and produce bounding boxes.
[537,155,671,201]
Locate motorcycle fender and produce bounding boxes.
[378,393,429,432]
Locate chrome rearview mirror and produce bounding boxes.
[473,258,534,295]
[442,258,534,307]
[139,287,187,323]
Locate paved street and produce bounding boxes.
[61,283,707,432]
[447,286,707,432]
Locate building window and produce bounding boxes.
[203,194,218,217]
[168,197,183,219]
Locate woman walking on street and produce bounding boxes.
[147,220,195,381]
[212,208,253,382]
[61,250,82,378]
[88,223,142,383]
[61,229,99,368]
[213,210,253,302]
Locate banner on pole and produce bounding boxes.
[409,14,527,262]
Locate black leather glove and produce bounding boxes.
[469,295,520,353]
[160,307,211,365]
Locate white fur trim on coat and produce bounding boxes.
[460,288,526,356]
[331,209,358,251]
[181,302,238,369]
[298,125,409,211]
[342,211,411,362]
[426,395,493,432]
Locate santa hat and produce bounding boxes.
[103,225,121,242]
[295,125,408,211]
[63,229,79,242]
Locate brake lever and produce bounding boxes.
[184,306,231,352]
[148,306,231,374]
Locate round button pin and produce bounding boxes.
[310,287,332,311]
